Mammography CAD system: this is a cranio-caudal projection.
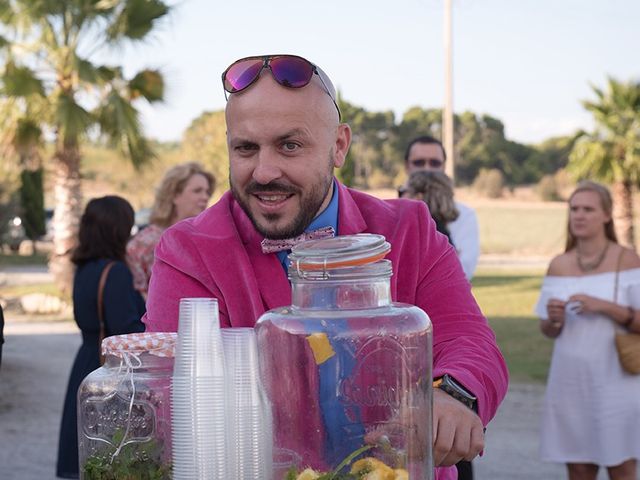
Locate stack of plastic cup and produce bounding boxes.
[172,298,227,480]
[222,328,273,479]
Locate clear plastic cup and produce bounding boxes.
[172,298,227,480]
[222,328,273,479]
[172,380,227,478]
[173,298,225,378]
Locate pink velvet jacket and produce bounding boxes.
[144,181,508,479]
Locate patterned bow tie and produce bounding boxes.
[261,226,335,254]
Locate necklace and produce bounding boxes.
[576,241,610,272]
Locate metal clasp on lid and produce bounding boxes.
[288,234,391,280]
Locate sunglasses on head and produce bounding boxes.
[221,54,341,120]
[410,158,444,169]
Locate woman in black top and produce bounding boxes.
[56,196,145,479]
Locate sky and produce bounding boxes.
[113,0,640,146]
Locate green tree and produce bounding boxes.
[20,168,46,245]
[339,97,396,189]
[0,71,45,252]
[0,0,170,291]
[181,110,228,192]
[335,94,357,187]
[455,112,538,185]
[568,78,640,248]
[394,107,441,175]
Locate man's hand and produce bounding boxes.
[364,388,485,466]
[432,388,484,466]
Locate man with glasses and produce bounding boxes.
[400,136,480,280]
[144,54,507,480]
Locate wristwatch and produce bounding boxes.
[433,374,477,411]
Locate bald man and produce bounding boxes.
[144,54,508,480]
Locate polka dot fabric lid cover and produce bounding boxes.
[101,332,177,358]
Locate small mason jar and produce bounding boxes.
[256,234,433,479]
[77,332,176,480]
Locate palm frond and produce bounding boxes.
[54,91,95,143]
[0,0,16,23]
[78,0,118,16]
[128,68,164,102]
[106,0,170,42]
[98,65,120,81]
[96,90,154,168]
[75,57,120,85]
[95,0,120,10]
[2,62,45,97]
[24,0,66,18]
[568,137,614,182]
[76,56,100,83]
[14,118,42,149]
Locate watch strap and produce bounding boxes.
[433,374,477,411]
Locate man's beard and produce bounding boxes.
[230,157,334,240]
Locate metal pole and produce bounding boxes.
[443,0,455,181]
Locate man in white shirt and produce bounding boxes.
[400,135,479,280]
[399,134,480,480]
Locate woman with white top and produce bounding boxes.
[536,180,640,480]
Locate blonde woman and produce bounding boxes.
[402,170,459,245]
[536,181,640,480]
[127,162,215,297]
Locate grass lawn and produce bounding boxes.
[0,282,64,299]
[472,266,554,383]
[0,250,65,306]
[475,202,567,256]
[0,251,49,267]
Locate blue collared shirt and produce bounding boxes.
[275,180,362,463]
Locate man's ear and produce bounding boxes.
[332,124,352,168]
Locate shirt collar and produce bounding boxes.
[306,178,339,234]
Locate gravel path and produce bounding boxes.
[1,321,79,480]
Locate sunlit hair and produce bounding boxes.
[149,162,215,228]
[565,180,617,252]
[405,170,459,225]
[71,196,134,266]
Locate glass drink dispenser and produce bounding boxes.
[256,234,433,479]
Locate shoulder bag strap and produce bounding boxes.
[613,246,625,302]
[97,261,116,365]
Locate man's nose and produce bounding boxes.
[252,150,283,184]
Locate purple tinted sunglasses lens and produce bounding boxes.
[269,56,314,88]
[224,58,264,92]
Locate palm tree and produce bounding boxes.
[0,0,169,292]
[569,77,640,248]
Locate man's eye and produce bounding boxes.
[236,143,257,153]
[283,142,299,152]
